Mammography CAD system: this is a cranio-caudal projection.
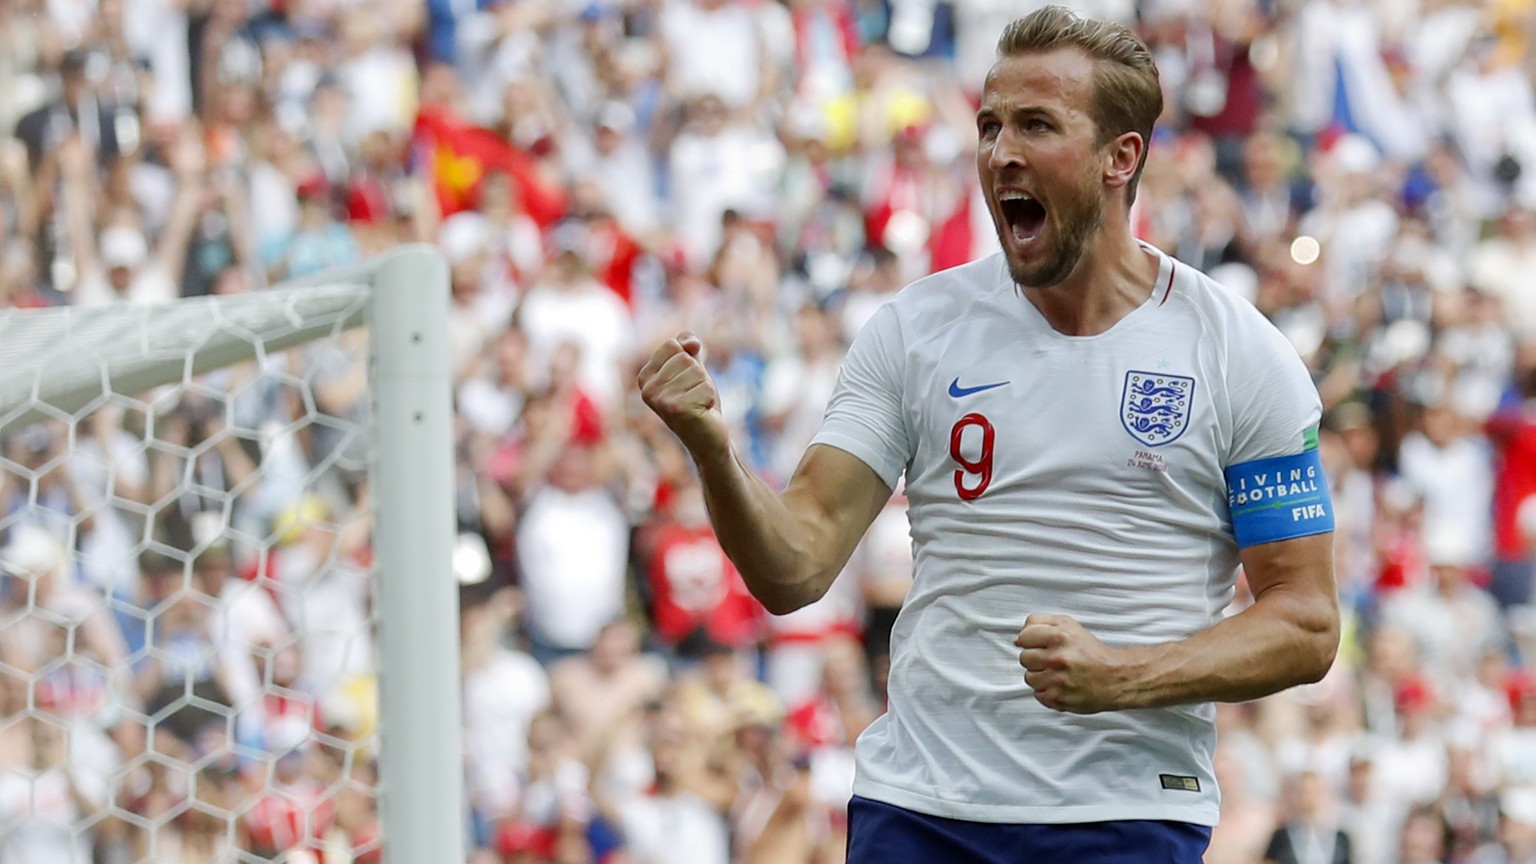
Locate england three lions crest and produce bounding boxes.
[1121,371,1195,447]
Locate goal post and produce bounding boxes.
[367,247,464,864]
[0,244,463,864]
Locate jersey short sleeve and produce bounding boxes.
[1222,310,1332,548]
[810,304,912,489]
[1225,317,1322,465]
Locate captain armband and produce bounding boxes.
[1223,448,1334,548]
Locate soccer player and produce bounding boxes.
[637,6,1339,862]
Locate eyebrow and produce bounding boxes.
[976,105,1058,122]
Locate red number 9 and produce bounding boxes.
[950,413,995,501]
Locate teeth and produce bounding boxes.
[999,192,1034,202]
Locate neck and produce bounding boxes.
[1021,215,1157,337]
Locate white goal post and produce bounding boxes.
[0,245,462,864]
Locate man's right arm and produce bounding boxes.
[638,333,891,615]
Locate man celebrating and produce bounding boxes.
[638,7,1338,862]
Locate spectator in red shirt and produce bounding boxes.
[1487,348,1536,609]
[643,472,763,662]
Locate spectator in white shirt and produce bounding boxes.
[0,718,104,864]
[516,436,629,661]
[666,94,785,267]
[570,102,661,239]
[192,540,289,751]
[461,585,550,828]
[57,129,203,308]
[517,223,635,411]
[661,0,764,109]
[1398,399,1495,565]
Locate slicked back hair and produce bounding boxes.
[995,6,1162,204]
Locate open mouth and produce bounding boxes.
[999,193,1047,243]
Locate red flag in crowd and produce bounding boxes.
[412,108,568,227]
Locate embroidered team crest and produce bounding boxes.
[1120,371,1195,447]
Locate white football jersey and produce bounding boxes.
[811,244,1322,826]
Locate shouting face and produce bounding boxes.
[977,47,1116,289]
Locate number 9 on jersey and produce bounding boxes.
[950,413,995,500]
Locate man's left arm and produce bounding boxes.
[1020,305,1340,713]
[1019,532,1339,713]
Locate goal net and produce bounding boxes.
[0,246,460,864]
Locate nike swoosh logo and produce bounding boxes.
[948,377,1009,398]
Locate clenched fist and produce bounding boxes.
[637,331,730,457]
[1015,613,1127,714]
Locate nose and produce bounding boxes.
[987,125,1026,174]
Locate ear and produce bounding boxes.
[1102,131,1144,193]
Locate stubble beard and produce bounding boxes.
[1002,179,1106,290]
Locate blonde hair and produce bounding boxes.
[996,6,1162,203]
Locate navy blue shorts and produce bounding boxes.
[846,795,1212,864]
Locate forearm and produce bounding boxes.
[1116,586,1339,709]
[155,180,202,285]
[693,445,829,615]
[641,334,886,615]
[61,170,98,271]
[220,176,257,274]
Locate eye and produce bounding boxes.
[978,119,1001,138]
[1025,118,1051,133]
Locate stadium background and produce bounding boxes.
[1,0,1536,861]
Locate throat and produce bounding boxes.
[1018,244,1163,337]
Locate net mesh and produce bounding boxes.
[0,285,385,864]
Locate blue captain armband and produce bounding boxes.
[1224,448,1335,548]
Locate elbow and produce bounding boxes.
[758,583,823,617]
[754,570,833,617]
[760,596,803,617]
[1296,609,1341,685]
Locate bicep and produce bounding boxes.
[781,444,893,588]
[1239,531,1337,615]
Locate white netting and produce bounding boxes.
[0,284,385,864]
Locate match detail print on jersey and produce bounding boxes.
[1223,438,1334,548]
[1120,371,1194,447]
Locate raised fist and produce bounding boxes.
[637,331,729,458]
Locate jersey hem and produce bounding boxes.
[850,778,1221,827]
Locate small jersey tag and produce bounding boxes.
[1159,774,1201,793]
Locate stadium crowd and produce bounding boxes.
[1,0,1536,861]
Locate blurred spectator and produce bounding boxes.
[1472,789,1536,863]
[843,485,910,701]
[518,222,636,409]
[258,171,359,282]
[131,555,235,746]
[13,1,1536,861]
[13,50,124,173]
[58,128,202,307]
[607,701,731,864]
[193,538,290,748]
[1263,769,1352,864]
[1379,527,1504,693]
[1340,746,1395,864]
[758,302,843,485]
[666,94,785,268]
[0,717,105,864]
[267,491,375,695]
[639,471,764,661]
[1398,804,1451,864]
[515,432,629,660]
[462,585,550,830]
[549,619,667,768]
